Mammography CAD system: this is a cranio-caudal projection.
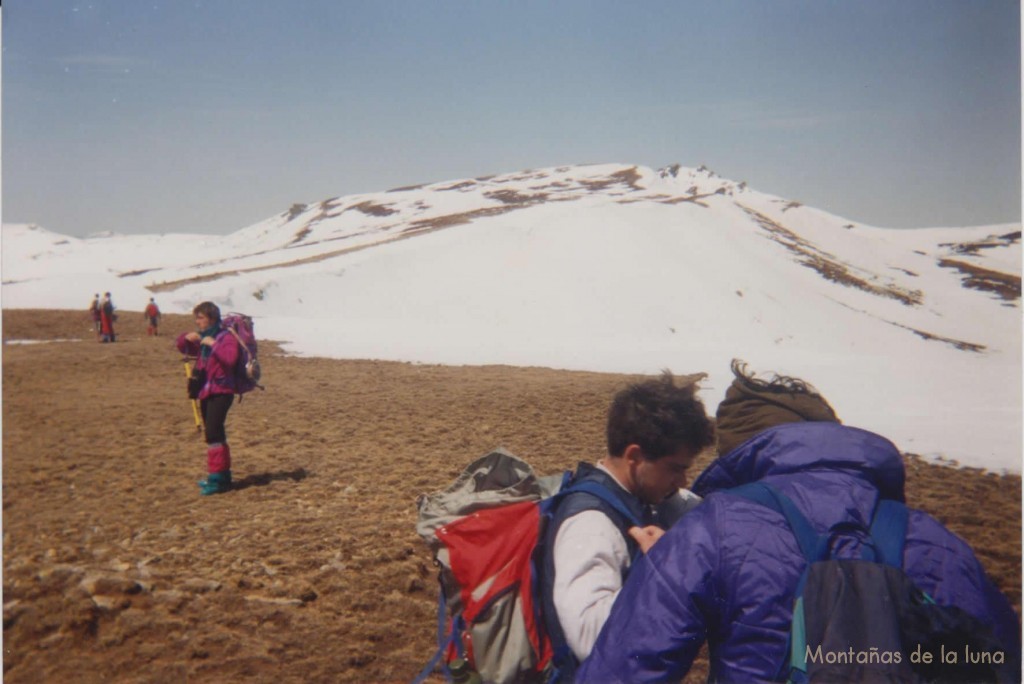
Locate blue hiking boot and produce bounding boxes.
[199,470,232,496]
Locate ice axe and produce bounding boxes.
[183,357,203,432]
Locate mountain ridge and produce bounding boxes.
[2,162,1020,472]
[8,162,1018,304]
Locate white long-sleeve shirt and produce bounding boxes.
[551,465,702,662]
[552,506,631,661]
[551,465,633,663]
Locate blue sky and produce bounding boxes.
[3,1,1021,237]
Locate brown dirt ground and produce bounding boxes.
[2,309,1021,683]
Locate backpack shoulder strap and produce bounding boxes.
[558,479,643,528]
[225,325,254,358]
[867,499,908,568]
[728,483,820,562]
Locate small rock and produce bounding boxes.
[80,573,142,596]
[153,590,188,612]
[181,578,222,594]
[108,559,131,572]
[244,595,303,607]
[99,632,126,648]
[38,564,85,585]
[317,559,347,574]
[154,589,186,602]
[39,632,67,649]
[91,595,131,612]
[115,607,155,637]
[347,653,375,668]
[3,600,25,629]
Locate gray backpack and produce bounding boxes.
[415,449,565,684]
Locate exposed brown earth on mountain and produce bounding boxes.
[740,205,925,307]
[938,258,1022,302]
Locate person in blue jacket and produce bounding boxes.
[577,360,1020,683]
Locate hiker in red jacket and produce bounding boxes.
[176,301,241,496]
[144,298,161,336]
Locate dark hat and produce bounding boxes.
[715,360,839,457]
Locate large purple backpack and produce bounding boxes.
[222,313,264,395]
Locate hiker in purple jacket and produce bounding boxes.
[177,301,240,496]
[577,360,1021,683]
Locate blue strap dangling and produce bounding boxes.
[868,499,908,568]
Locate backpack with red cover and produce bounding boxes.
[414,449,636,684]
[221,312,264,394]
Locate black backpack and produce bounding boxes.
[729,483,1009,683]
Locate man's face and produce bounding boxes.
[630,447,699,505]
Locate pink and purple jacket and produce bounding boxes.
[176,329,240,400]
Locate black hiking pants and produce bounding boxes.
[201,394,234,445]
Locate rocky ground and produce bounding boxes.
[2,309,1020,683]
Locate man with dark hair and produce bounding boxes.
[540,371,716,680]
[577,361,1020,683]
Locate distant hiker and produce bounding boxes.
[88,294,101,338]
[577,360,1021,683]
[541,371,716,680]
[144,297,162,336]
[176,301,241,496]
[99,292,116,343]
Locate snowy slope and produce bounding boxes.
[3,163,1020,472]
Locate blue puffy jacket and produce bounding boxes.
[577,422,1021,683]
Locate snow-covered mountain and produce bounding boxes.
[3,163,1021,472]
